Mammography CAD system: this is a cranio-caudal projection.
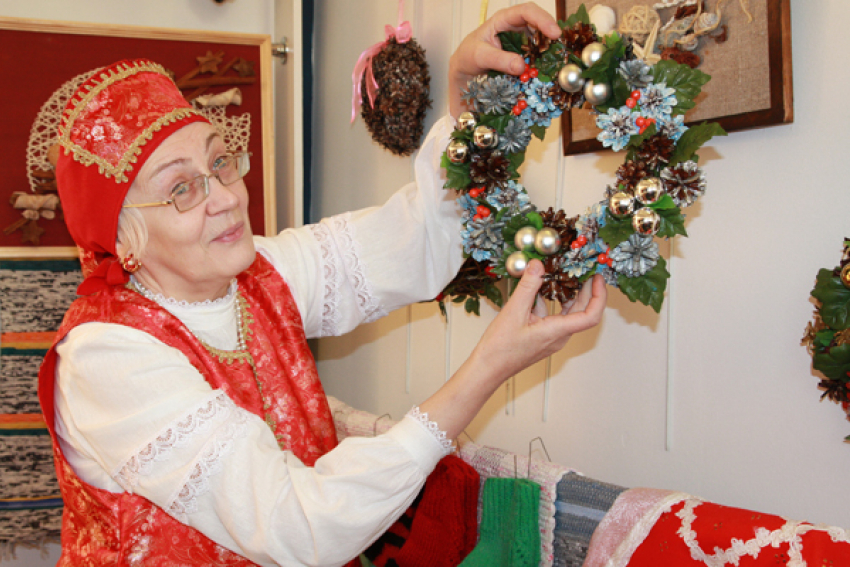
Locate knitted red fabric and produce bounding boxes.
[393,454,481,567]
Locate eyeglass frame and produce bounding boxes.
[122,152,251,213]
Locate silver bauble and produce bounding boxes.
[635,177,665,205]
[447,140,470,164]
[584,80,611,106]
[534,227,562,256]
[505,251,529,278]
[581,42,606,66]
[514,226,538,251]
[473,125,499,149]
[842,264,850,289]
[608,191,636,218]
[458,111,478,132]
[632,207,661,236]
[557,63,585,93]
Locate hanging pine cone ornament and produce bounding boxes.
[360,36,431,156]
[437,5,724,315]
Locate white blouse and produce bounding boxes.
[53,116,463,567]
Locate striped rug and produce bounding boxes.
[1,259,81,556]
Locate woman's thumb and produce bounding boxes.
[510,259,545,312]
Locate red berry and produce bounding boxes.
[517,99,528,110]
[529,68,539,79]
[635,116,646,127]
[473,213,483,221]
[524,63,532,73]
[570,240,582,250]
[576,235,588,247]
[625,98,637,109]
[520,72,531,83]
[647,117,656,124]
[435,292,444,302]
[606,256,614,266]
[513,105,523,116]
[476,205,491,217]
[639,125,647,135]
[598,253,609,265]
[631,90,641,100]
[485,266,498,278]
[468,187,485,198]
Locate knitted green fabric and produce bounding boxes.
[459,478,541,567]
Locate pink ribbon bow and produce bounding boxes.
[351,0,412,123]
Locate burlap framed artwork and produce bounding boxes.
[557,0,793,155]
[0,17,275,259]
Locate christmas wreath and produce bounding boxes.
[437,4,726,316]
[802,241,850,441]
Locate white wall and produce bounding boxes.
[0,2,274,564]
[312,0,850,532]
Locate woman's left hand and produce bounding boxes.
[448,2,562,118]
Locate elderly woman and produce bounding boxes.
[38,4,605,566]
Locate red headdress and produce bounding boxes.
[56,59,210,295]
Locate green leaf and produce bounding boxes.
[479,113,513,133]
[526,211,544,230]
[813,344,850,381]
[812,268,850,330]
[625,123,658,153]
[441,154,471,190]
[617,257,670,313]
[598,210,634,248]
[498,31,526,54]
[668,122,727,166]
[596,74,631,113]
[530,125,547,141]
[816,329,836,349]
[536,43,565,78]
[438,300,447,319]
[451,129,473,143]
[655,206,688,239]
[507,151,525,179]
[651,59,710,115]
[561,4,591,28]
[647,194,677,210]
[464,296,481,316]
[484,283,504,308]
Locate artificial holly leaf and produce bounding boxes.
[598,210,634,248]
[813,343,850,381]
[668,122,727,166]
[647,194,677,210]
[526,211,544,230]
[812,268,850,330]
[484,283,504,307]
[530,125,547,141]
[536,43,565,78]
[465,296,481,316]
[441,154,471,190]
[625,123,658,160]
[451,129,473,142]
[581,48,617,85]
[596,74,631,113]
[560,4,591,29]
[498,31,526,54]
[655,206,688,239]
[438,300,447,318]
[651,59,710,115]
[816,329,836,349]
[617,257,670,313]
[507,151,525,179]
[479,113,514,133]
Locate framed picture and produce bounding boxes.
[557,0,793,155]
[0,17,275,258]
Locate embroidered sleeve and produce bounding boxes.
[307,213,387,337]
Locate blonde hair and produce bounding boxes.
[115,197,148,261]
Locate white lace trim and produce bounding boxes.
[165,409,251,523]
[113,391,236,492]
[407,406,454,455]
[307,221,343,337]
[130,277,237,309]
[675,498,850,567]
[307,214,387,337]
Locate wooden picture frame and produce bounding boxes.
[557,0,793,155]
[0,16,275,259]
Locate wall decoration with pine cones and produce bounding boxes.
[437,4,725,316]
[351,2,431,157]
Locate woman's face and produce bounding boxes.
[129,122,255,302]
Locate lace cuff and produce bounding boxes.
[307,214,387,337]
[113,391,236,492]
[407,406,455,455]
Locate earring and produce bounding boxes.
[121,254,142,273]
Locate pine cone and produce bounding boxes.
[616,160,650,192]
[522,29,553,65]
[441,257,498,298]
[540,207,578,245]
[469,151,511,186]
[561,23,597,54]
[660,161,706,207]
[540,255,581,303]
[637,134,675,170]
[548,82,585,111]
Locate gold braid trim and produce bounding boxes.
[58,60,203,183]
